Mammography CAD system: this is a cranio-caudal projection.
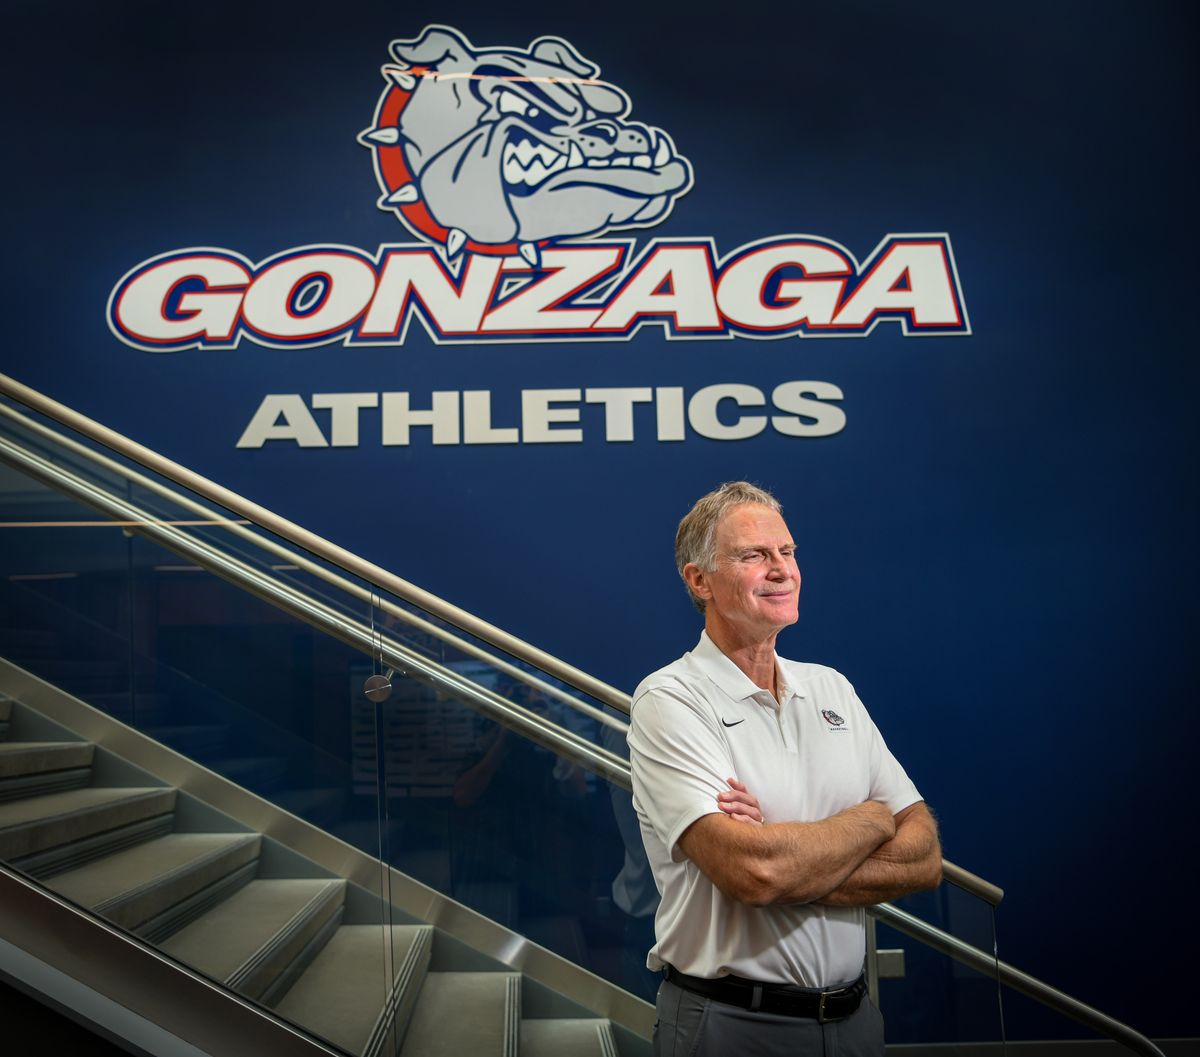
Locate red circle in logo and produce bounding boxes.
[372,82,545,259]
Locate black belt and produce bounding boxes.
[664,965,866,1021]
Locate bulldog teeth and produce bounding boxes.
[500,126,677,188]
[384,184,419,205]
[383,65,416,91]
[502,137,579,188]
[536,144,566,169]
[446,228,467,259]
[518,242,541,267]
[501,133,672,177]
[503,153,525,184]
[361,127,401,146]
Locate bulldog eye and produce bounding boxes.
[498,90,530,117]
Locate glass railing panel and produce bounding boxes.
[126,537,363,829]
[1,405,348,819]
[1,395,628,741]
[0,444,404,1054]
[874,880,1004,1045]
[1,394,630,889]
[1,399,363,626]
[0,464,135,717]
[357,589,657,1003]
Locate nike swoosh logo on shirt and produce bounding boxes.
[721,718,745,727]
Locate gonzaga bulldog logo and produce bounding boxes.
[359,25,692,264]
[107,26,969,351]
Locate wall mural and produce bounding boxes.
[3,2,1194,1043]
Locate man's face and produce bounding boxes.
[695,504,801,639]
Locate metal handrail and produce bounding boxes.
[0,434,631,789]
[940,862,1002,907]
[0,372,629,712]
[0,399,628,735]
[870,903,1165,1057]
[0,372,1002,906]
[0,428,1166,1056]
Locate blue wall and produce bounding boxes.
[5,0,1196,1040]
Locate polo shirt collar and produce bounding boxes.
[690,631,805,704]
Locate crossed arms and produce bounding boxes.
[678,791,942,907]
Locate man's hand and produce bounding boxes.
[717,777,764,824]
[705,780,939,907]
[678,796,896,906]
[816,801,942,906]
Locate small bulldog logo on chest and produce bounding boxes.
[821,709,846,728]
[360,24,693,265]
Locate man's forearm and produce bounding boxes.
[816,803,942,906]
[678,799,896,906]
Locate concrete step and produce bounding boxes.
[399,972,521,1057]
[45,831,261,933]
[16,814,175,879]
[0,696,13,741]
[0,786,175,861]
[0,768,93,803]
[521,1019,618,1057]
[161,878,346,1001]
[0,741,94,779]
[274,923,433,1057]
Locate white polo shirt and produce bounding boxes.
[628,632,921,986]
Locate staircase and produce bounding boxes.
[0,690,633,1057]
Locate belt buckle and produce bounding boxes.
[818,992,831,1023]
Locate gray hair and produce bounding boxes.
[675,481,782,612]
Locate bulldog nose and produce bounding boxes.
[579,120,620,146]
[578,120,652,160]
[615,127,650,154]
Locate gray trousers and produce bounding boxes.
[653,977,885,1057]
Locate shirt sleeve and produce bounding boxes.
[628,683,732,863]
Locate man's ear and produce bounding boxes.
[683,563,711,603]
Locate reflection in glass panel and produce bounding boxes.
[364,587,658,1003]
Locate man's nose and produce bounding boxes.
[766,550,791,577]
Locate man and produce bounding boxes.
[628,481,941,1057]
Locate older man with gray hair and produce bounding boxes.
[628,481,941,1057]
